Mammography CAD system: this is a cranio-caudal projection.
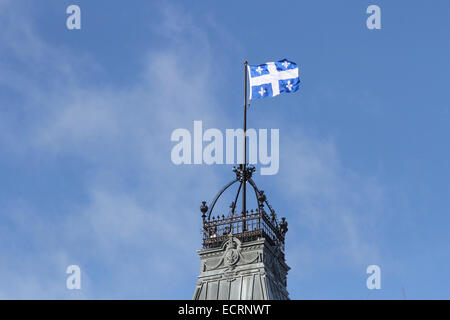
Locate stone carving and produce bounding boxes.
[224,248,239,266]
[223,235,241,267]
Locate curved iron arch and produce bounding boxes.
[248,178,275,215]
[207,178,239,220]
[207,176,276,221]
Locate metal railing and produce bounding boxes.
[202,209,285,250]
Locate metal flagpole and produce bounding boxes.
[243,61,248,225]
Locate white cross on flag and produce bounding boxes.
[248,59,300,100]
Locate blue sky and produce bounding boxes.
[0,0,449,299]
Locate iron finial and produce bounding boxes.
[200,201,208,214]
[280,217,288,236]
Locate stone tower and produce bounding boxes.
[193,165,290,300]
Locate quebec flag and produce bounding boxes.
[248,59,300,100]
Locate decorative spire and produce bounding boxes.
[258,190,266,212]
[229,201,236,215]
[200,201,208,222]
[280,217,288,237]
[271,209,277,222]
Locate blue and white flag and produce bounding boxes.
[248,59,300,100]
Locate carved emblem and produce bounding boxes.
[223,235,241,267]
[224,249,239,266]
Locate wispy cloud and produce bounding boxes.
[276,129,384,282]
[0,1,226,299]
